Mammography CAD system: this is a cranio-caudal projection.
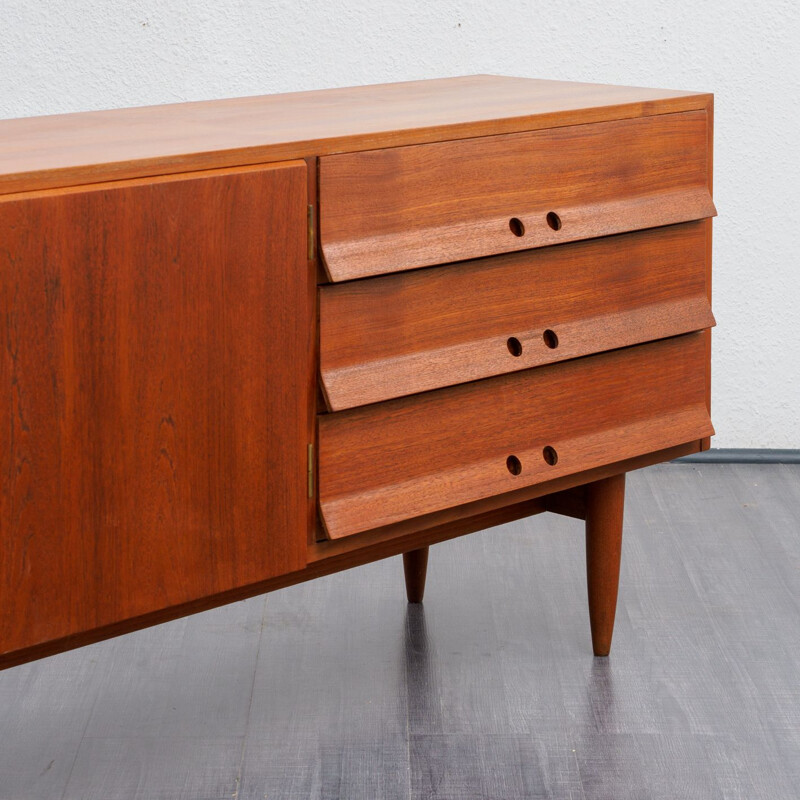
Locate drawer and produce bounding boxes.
[320,221,714,410]
[319,111,716,281]
[318,334,713,539]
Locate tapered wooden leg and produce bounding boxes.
[585,472,626,656]
[403,547,429,603]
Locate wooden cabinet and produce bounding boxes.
[0,75,715,667]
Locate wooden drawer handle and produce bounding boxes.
[510,213,562,235]
[508,331,559,356]
[507,447,558,476]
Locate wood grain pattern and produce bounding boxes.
[319,111,715,281]
[320,222,714,409]
[318,335,713,539]
[0,75,712,196]
[0,161,309,667]
[585,473,626,656]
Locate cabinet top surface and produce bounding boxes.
[0,74,711,195]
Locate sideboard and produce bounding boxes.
[0,75,715,669]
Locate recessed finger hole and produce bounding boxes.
[546,211,562,231]
[506,455,522,475]
[507,337,523,357]
[543,329,559,349]
[509,217,525,237]
[542,445,558,466]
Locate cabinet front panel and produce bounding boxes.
[320,222,714,410]
[0,162,309,666]
[318,334,713,539]
[319,110,716,281]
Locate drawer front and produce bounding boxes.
[318,334,713,539]
[320,222,714,410]
[319,111,715,281]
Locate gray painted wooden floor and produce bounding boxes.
[1,463,799,799]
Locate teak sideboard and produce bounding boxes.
[0,75,715,669]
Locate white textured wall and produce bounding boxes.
[1,1,798,448]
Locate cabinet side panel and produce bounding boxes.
[0,162,308,664]
[701,97,714,450]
